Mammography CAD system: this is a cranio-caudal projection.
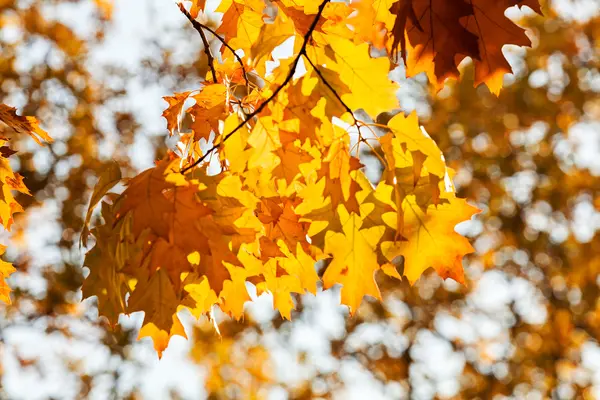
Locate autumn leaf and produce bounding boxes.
[387,0,541,90]
[393,0,480,86]
[323,205,385,313]
[0,105,51,305]
[216,0,264,52]
[138,314,188,359]
[188,84,228,142]
[81,161,121,247]
[461,0,536,94]
[381,195,480,284]
[162,91,191,135]
[0,104,52,145]
[310,37,399,116]
[0,245,16,304]
[128,268,181,331]
[249,13,295,69]
[78,0,496,356]
[190,0,207,18]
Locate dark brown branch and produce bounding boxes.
[180,0,330,174]
[178,3,218,83]
[178,3,249,87]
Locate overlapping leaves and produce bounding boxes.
[387,0,542,93]
[78,0,541,355]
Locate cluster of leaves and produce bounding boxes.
[0,105,51,303]
[78,0,542,355]
[3,0,599,398]
[389,0,541,94]
[190,9,600,398]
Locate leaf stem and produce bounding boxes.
[180,0,331,174]
[178,3,249,87]
[303,54,358,126]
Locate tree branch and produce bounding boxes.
[180,0,330,174]
[178,3,218,83]
[178,3,249,87]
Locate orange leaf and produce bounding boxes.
[162,91,191,135]
[0,104,52,145]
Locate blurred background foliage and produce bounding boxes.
[0,0,599,399]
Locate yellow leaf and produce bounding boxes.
[188,84,227,142]
[386,111,446,177]
[250,13,295,70]
[381,195,479,284]
[184,277,218,318]
[216,0,264,52]
[0,245,15,304]
[323,205,385,313]
[247,116,281,170]
[138,314,187,359]
[219,264,250,319]
[313,37,399,116]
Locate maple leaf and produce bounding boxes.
[138,314,187,359]
[128,268,181,331]
[216,0,265,52]
[81,161,121,247]
[190,0,207,18]
[0,104,53,145]
[391,0,480,86]
[387,0,541,91]
[187,84,228,142]
[82,223,129,325]
[276,2,326,36]
[249,13,295,69]
[162,91,191,135]
[310,37,399,116]
[381,195,480,284]
[183,276,219,318]
[461,0,537,94]
[256,197,310,255]
[0,106,51,305]
[77,0,493,357]
[323,205,385,313]
[0,157,27,230]
[246,116,281,170]
[349,0,387,48]
[271,142,314,183]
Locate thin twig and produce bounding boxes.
[178,3,218,83]
[304,53,366,157]
[303,54,358,125]
[180,0,330,174]
[178,3,249,87]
